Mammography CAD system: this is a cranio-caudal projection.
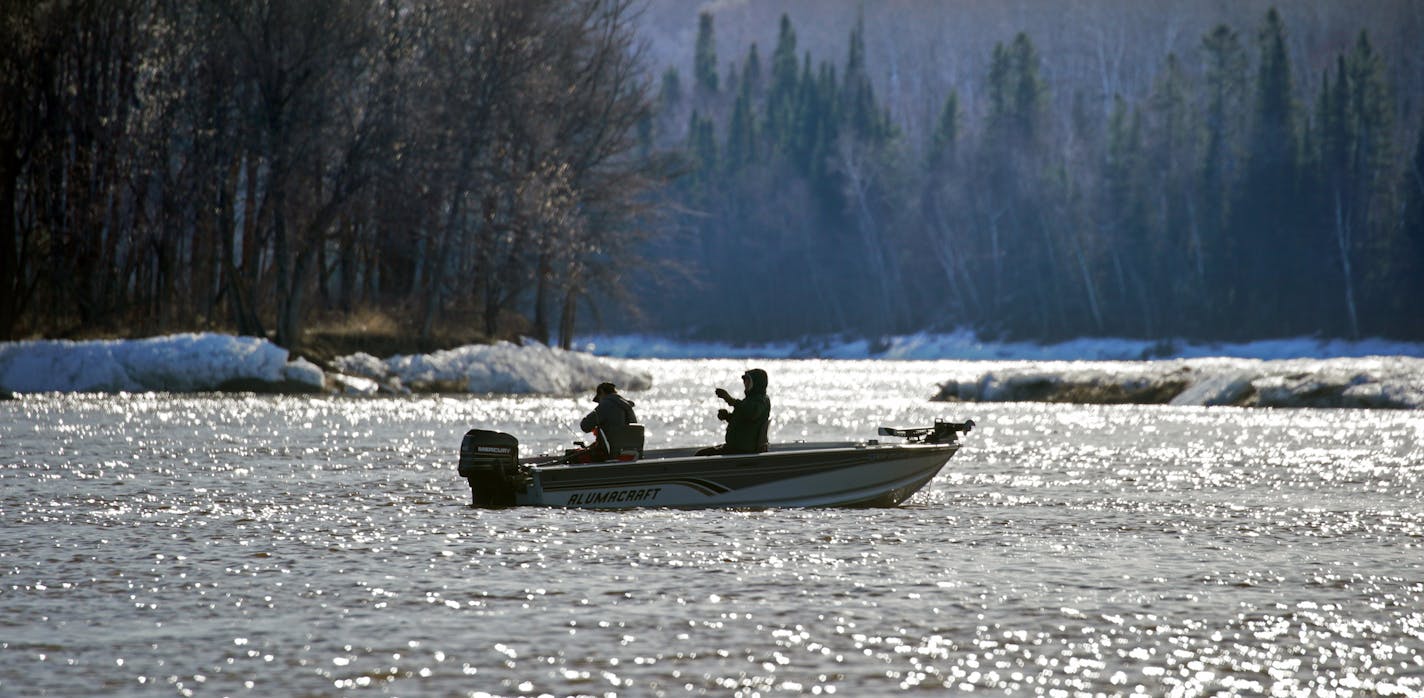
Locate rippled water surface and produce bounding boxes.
[4,359,1423,696]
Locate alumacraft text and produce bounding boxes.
[566,487,662,506]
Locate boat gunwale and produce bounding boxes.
[521,440,958,471]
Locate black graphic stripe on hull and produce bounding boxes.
[542,477,731,496]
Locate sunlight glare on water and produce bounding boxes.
[3,359,1422,696]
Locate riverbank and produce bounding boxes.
[4,331,1422,408]
[0,333,650,397]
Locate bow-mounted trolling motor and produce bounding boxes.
[458,429,522,506]
[878,419,975,444]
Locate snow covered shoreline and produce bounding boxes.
[0,333,650,397]
[932,356,1424,409]
[2,331,1422,408]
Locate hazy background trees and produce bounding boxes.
[631,0,1424,343]
[2,0,660,351]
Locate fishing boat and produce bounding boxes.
[456,420,974,509]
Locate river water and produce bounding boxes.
[4,359,1422,696]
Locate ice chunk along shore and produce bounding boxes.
[0,333,324,394]
[933,357,1424,409]
[0,333,651,396]
[333,339,651,395]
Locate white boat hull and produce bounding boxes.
[457,422,973,509]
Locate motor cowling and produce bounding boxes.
[458,429,519,507]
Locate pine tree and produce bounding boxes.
[1233,8,1301,335]
[660,67,683,111]
[789,53,822,176]
[1198,24,1247,329]
[1343,31,1395,335]
[1145,53,1198,325]
[1403,119,1424,335]
[694,11,718,96]
[1009,33,1046,146]
[929,91,959,166]
[725,87,755,172]
[985,33,1045,149]
[766,14,799,153]
[688,110,718,179]
[742,43,762,99]
[1105,95,1153,334]
[1248,10,1296,190]
[842,13,885,143]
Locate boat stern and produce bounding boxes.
[458,429,522,507]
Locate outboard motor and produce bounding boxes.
[458,429,519,507]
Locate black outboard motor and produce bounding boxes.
[458,429,519,507]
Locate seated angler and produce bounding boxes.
[567,382,638,463]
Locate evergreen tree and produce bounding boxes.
[1247,9,1297,194]
[725,87,755,172]
[1144,53,1198,325]
[1232,8,1301,335]
[766,14,799,152]
[978,33,1058,336]
[688,110,718,179]
[929,91,959,166]
[985,33,1046,149]
[660,67,683,111]
[1198,24,1247,328]
[842,13,887,143]
[1402,119,1424,335]
[694,11,718,96]
[1009,33,1046,146]
[743,43,763,98]
[1342,31,1395,335]
[1103,95,1154,334]
[788,54,823,178]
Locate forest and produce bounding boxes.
[4,0,1424,352]
[1,0,663,351]
[636,1,1424,343]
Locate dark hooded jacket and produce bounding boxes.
[580,392,638,455]
[723,368,770,453]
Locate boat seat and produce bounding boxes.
[621,423,645,459]
[596,423,645,461]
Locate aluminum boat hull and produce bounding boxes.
[520,443,957,508]
[457,421,973,509]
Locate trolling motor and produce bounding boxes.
[878,419,975,444]
[458,429,521,506]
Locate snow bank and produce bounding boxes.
[333,338,652,395]
[0,334,650,397]
[578,330,1424,361]
[0,333,323,394]
[934,356,1424,409]
[3,331,1419,407]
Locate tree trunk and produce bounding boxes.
[531,248,552,345]
[1334,189,1360,339]
[0,134,22,340]
[558,285,578,350]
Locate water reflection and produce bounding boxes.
[2,359,1421,696]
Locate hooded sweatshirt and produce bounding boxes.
[723,368,770,453]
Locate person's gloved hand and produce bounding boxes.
[717,409,730,421]
[715,387,731,401]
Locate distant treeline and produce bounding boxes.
[636,8,1424,343]
[1,0,663,349]
[7,2,1424,350]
